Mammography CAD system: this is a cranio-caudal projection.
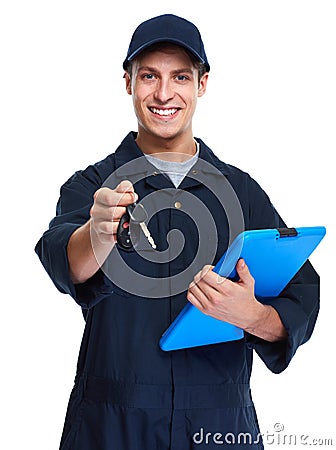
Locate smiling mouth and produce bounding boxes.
[149,107,179,117]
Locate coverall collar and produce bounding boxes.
[113,132,231,189]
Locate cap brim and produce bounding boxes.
[123,38,210,71]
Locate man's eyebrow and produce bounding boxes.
[172,68,194,74]
[137,66,158,73]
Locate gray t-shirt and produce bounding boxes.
[143,142,200,188]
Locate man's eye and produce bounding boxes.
[143,74,155,80]
[176,75,188,81]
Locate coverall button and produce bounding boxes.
[174,201,182,209]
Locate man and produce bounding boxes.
[35,14,319,450]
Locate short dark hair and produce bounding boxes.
[124,42,208,85]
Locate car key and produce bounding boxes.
[117,202,157,250]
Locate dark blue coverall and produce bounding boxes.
[35,132,319,449]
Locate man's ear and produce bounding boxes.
[198,73,209,98]
[124,72,132,95]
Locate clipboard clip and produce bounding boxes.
[277,227,298,238]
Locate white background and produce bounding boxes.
[1,0,335,448]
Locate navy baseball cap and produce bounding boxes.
[123,14,210,72]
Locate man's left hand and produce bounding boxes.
[187,258,287,342]
[187,259,263,331]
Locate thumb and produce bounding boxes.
[236,259,253,285]
[115,180,138,202]
[116,179,134,193]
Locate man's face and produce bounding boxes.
[125,46,208,144]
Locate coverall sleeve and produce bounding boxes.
[35,168,113,309]
[244,177,320,374]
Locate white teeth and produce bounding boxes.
[151,108,177,116]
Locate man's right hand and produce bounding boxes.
[90,180,138,244]
[67,180,138,284]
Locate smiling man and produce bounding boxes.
[124,42,208,154]
[35,14,320,450]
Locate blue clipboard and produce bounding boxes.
[159,226,326,351]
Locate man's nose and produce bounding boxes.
[153,79,174,104]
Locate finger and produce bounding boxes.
[193,265,213,285]
[197,267,233,292]
[187,288,207,311]
[189,274,223,306]
[91,203,126,221]
[188,281,224,315]
[190,276,224,305]
[93,188,117,206]
[94,228,117,245]
[94,220,120,236]
[200,265,214,278]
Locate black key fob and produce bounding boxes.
[117,209,133,249]
[117,203,146,249]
